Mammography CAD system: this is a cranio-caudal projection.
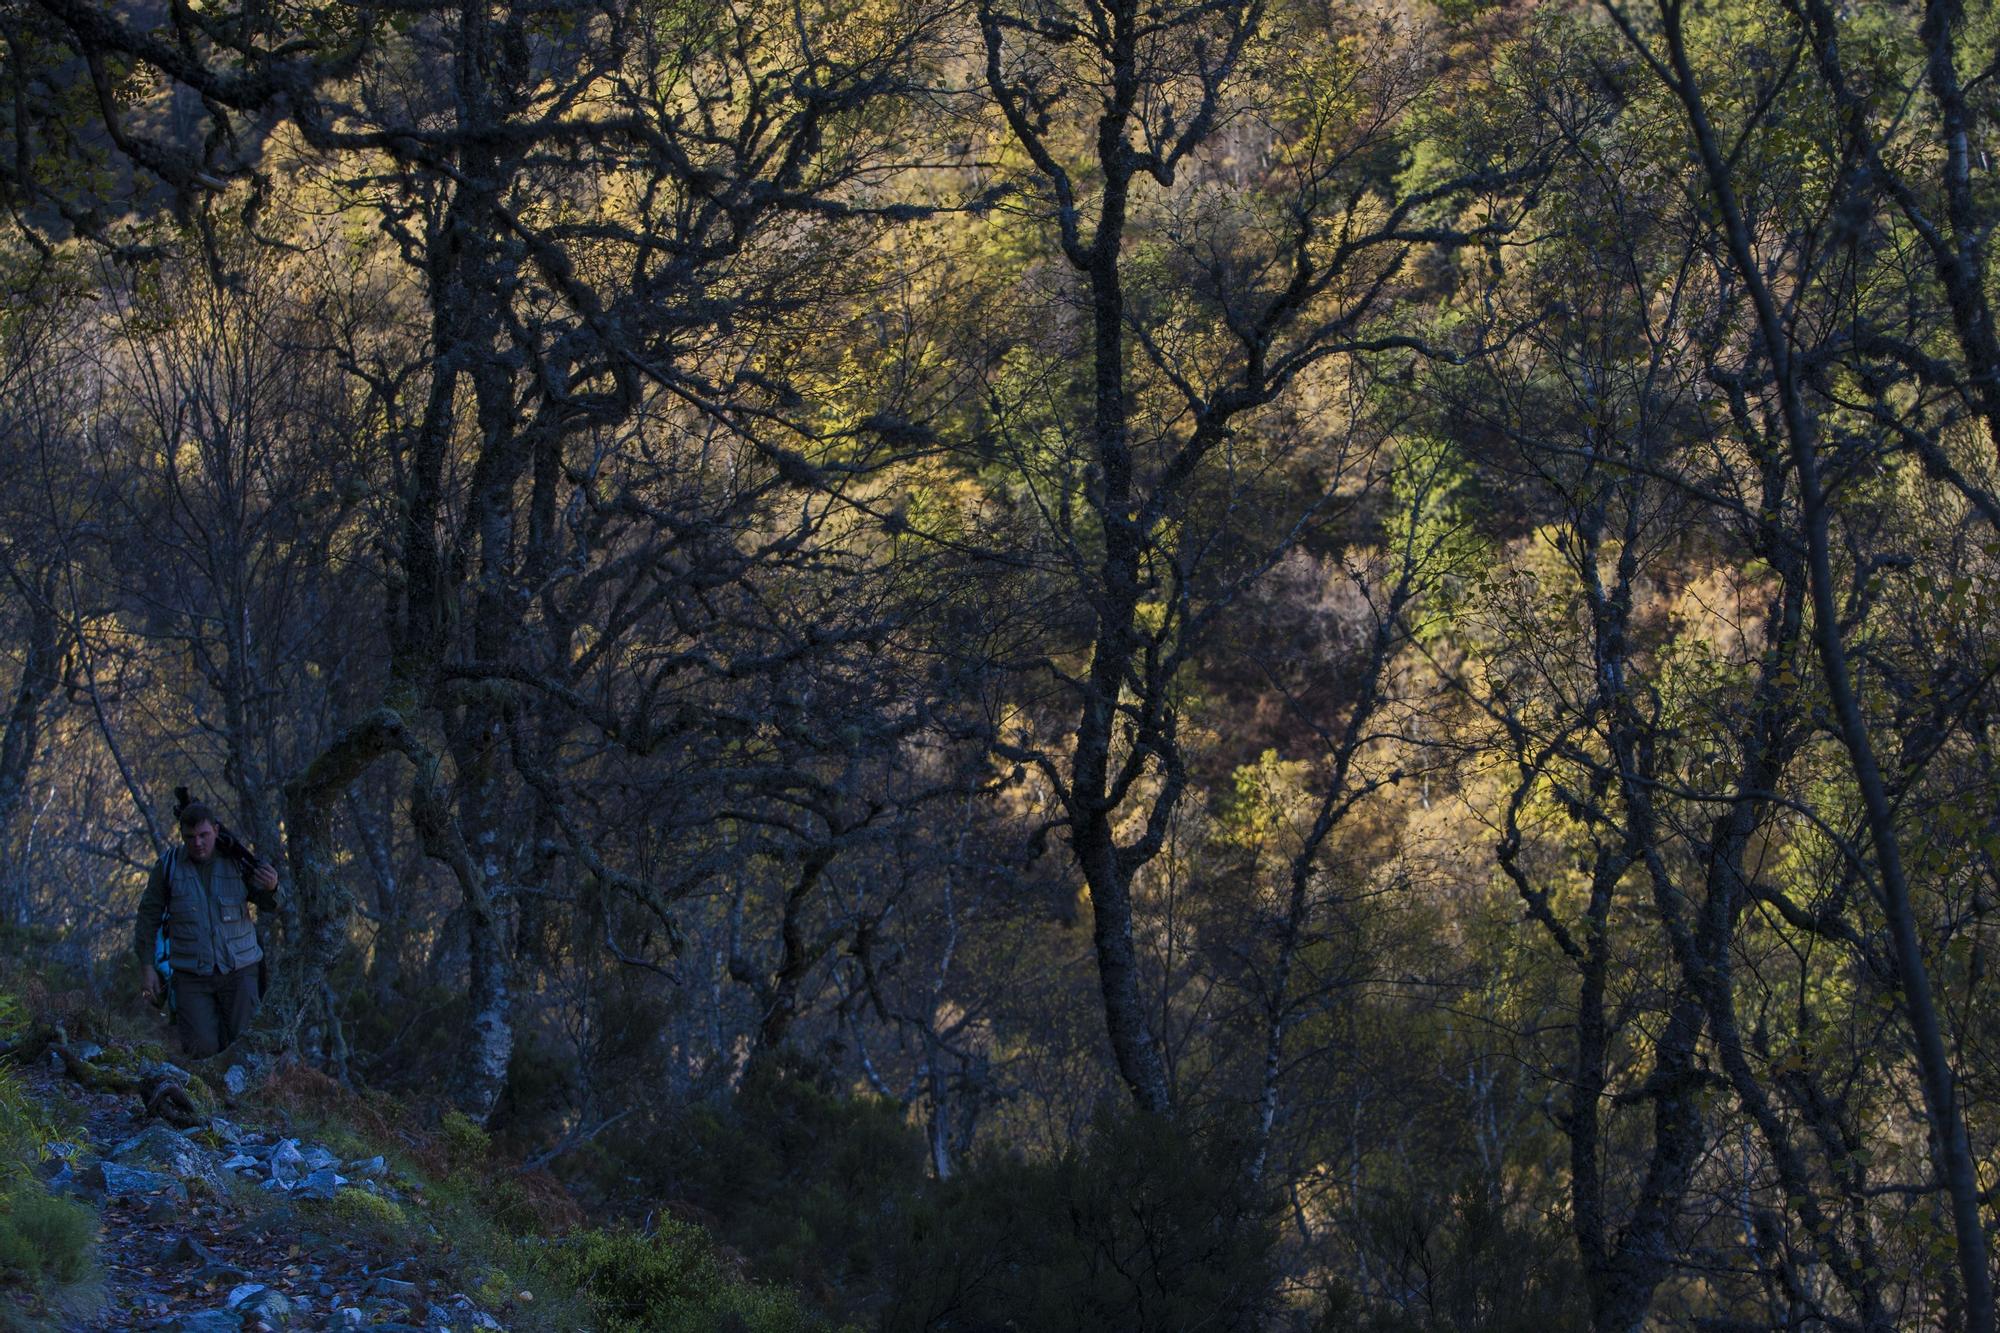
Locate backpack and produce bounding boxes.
[153,847,179,1020]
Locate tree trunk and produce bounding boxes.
[0,568,62,837]
[1069,70,1173,1114]
[275,709,413,1040]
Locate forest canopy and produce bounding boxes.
[0,0,1997,1325]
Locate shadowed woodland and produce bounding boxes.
[0,0,1998,1325]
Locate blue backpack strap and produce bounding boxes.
[154,847,177,1017]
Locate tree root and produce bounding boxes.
[142,1078,207,1129]
[52,1040,136,1094]
[46,1035,215,1128]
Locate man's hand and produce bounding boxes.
[141,965,162,1001]
[252,862,279,894]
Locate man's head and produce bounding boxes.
[177,803,219,863]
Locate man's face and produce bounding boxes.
[181,820,218,864]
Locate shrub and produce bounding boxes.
[883,1110,1279,1333]
[0,1065,73,1169]
[0,1042,93,1292]
[0,995,25,1047]
[639,1054,926,1308]
[531,1223,822,1333]
[328,1187,408,1231]
[1318,1176,1586,1332]
[0,1187,94,1287]
[487,1170,585,1236]
[441,1110,492,1165]
[0,992,94,1288]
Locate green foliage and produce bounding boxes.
[1219,750,1317,858]
[0,1189,94,1288]
[1391,436,1491,643]
[326,1186,408,1233]
[441,1110,492,1165]
[528,1224,823,1333]
[882,1111,1278,1333]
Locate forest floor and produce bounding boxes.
[6,1045,520,1332]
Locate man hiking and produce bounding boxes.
[135,802,280,1058]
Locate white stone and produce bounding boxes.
[226,1282,268,1308]
[268,1138,306,1182]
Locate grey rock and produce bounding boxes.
[332,1309,366,1329]
[371,1276,422,1304]
[209,1117,245,1144]
[347,1155,387,1177]
[169,1234,220,1267]
[219,1152,260,1172]
[223,1065,248,1096]
[76,1041,104,1061]
[112,1125,182,1156]
[302,1145,340,1172]
[151,1312,244,1332]
[296,1167,345,1200]
[236,1288,296,1325]
[99,1161,183,1198]
[114,1126,226,1193]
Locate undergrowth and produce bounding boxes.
[0,991,98,1311]
[524,1223,825,1333]
[246,1065,839,1332]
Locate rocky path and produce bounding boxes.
[18,1057,509,1333]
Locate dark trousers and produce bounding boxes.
[173,964,260,1058]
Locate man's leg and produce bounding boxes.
[216,965,261,1051]
[173,973,225,1059]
